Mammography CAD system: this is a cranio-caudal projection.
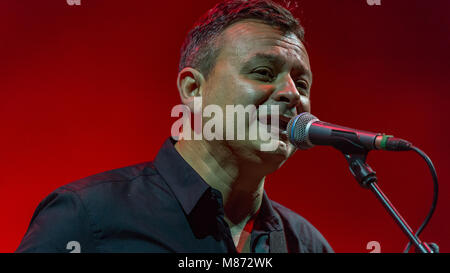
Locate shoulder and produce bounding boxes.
[60,161,157,193]
[49,160,173,228]
[38,161,163,215]
[16,161,163,253]
[270,200,334,253]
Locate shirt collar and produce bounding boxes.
[153,138,210,215]
[256,191,283,231]
[153,138,283,232]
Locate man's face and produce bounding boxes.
[200,20,312,169]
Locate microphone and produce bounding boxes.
[287,112,412,153]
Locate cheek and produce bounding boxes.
[203,61,272,107]
[299,96,311,113]
[203,66,239,106]
[226,78,275,109]
[233,82,267,105]
[206,76,267,108]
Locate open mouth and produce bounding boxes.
[257,115,292,139]
[279,118,289,133]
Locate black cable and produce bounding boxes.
[403,146,439,253]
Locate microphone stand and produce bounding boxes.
[343,152,434,253]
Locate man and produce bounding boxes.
[16,0,333,253]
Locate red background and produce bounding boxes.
[1,0,449,253]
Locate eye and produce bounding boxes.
[295,80,309,91]
[252,67,274,81]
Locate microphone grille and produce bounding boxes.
[287,112,319,150]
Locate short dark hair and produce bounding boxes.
[178,0,305,79]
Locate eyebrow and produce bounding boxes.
[243,53,313,82]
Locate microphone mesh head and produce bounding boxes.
[287,112,319,150]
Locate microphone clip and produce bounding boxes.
[344,152,377,189]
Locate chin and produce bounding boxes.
[255,139,296,165]
[225,138,296,170]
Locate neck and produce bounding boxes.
[175,139,266,229]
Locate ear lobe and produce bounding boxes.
[177,67,205,111]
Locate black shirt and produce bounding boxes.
[16,138,333,253]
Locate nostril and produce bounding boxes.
[279,96,290,103]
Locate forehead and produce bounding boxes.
[217,20,311,73]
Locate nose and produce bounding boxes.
[272,74,302,110]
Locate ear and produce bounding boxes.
[177,67,206,112]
